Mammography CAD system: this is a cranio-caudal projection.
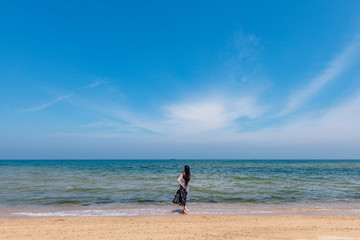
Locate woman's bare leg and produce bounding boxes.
[183,205,188,215]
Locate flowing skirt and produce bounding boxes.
[172,185,187,206]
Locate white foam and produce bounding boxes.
[13,208,171,217]
[9,203,360,218]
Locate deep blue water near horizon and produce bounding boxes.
[1,159,360,217]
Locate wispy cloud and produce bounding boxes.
[87,80,107,88]
[232,31,260,61]
[50,132,133,138]
[279,38,360,116]
[23,95,70,112]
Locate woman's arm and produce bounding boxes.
[177,173,183,183]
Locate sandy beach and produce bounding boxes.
[1,215,360,240]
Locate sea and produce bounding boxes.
[1,159,360,218]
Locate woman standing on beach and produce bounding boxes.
[172,165,191,215]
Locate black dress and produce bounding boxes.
[172,185,188,206]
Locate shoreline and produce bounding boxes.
[1,214,360,240]
[2,202,360,219]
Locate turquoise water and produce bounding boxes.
[1,160,360,217]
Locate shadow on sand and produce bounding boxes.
[172,209,184,214]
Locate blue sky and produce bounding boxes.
[1,1,360,159]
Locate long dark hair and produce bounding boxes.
[183,165,191,185]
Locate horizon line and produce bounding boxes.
[1,158,360,161]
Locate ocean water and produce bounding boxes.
[1,159,360,218]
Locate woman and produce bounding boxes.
[172,165,191,215]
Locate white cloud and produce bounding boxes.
[23,95,70,112]
[279,39,360,116]
[162,96,263,134]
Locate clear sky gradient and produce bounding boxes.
[1,1,360,159]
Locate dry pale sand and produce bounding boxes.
[1,215,360,240]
